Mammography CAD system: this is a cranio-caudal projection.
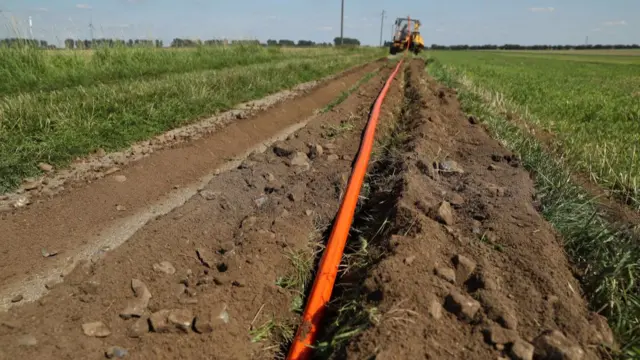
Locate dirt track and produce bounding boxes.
[0,59,614,360]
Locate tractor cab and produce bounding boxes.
[390,17,425,55]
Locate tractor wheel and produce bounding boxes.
[389,45,397,55]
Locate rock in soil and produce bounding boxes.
[428,300,443,320]
[446,193,465,207]
[23,180,39,191]
[289,152,310,169]
[436,201,454,225]
[196,248,213,268]
[509,338,535,360]
[453,254,477,283]
[38,163,53,172]
[435,267,456,283]
[272,144,293,157]
[404,255,416,265]
[254,195,268,207]
[308,144,324,159]
[10,294,23,303]
[438,160,464,174]
[327,154,340,162]
[194,305,230,334]
[120,279,152,319]
[482,324,518,345]
[82,321,111,337]
[152,261,176,275]
[533,330,585,360]
[149,310,172,333]
[127,317,149,338]
[444,290,481,321]
[113,175,127,183]
[16,334,37,347]
[150,309,194,333]
[105,346,128,359]
[167,309,194,333]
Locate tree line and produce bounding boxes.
[0,36,363,49]
[63,38,163,49]
[0,38,56,49]
[7,37,639,51]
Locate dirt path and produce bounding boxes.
[0,61,382,312]
[0,61,398,359]
[327,60,613,360]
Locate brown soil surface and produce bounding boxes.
[0,60,381,310]
[339,60,612,359]
[0,57,615,360]
[0,61,397,359]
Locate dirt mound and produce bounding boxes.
[0,63,396,359]
[340,60,612,359]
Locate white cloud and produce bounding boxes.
[435,28,445,32]
[603,20,627,26]
[528,7,555,13]
[34,7,48,12]
[592,28,602,32]
[76,4,92,9]
[317,26,333,31]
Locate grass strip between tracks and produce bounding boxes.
[428,58,640,358]
[0,52,380,193]
[286,60,404,360]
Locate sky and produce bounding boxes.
[0,0,638,47]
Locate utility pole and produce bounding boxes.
[340,0,344,45]
[89,14,94,42]
[379,10,385,47]
[28,16,33,39]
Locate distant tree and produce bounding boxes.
[297,40,315,47]
[266,39,278,46]
[63,39,74,49]
[333,37,360,46]
[278,39,295,46]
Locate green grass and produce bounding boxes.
[0,45,365,95]
[430,50,640,210]
[428,59,640,358]
[494,51,640,65]
[0,46,383,192]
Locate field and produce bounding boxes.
[431,50,640,209]
[0,45,638,360]
[0,45,383,192]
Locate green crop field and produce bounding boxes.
[430,50,640,209]
[0,45,383,192]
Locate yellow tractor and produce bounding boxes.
[389,17,425,55]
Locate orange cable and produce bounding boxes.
[286,58,405,360]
